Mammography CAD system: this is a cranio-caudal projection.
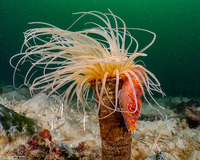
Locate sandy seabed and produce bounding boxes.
[0,86,199,160]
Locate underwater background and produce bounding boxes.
[0,0,200,98]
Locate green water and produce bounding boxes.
[1,0,200,97]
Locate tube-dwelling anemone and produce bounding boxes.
[10,10,165,159]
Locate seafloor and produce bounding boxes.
[0,85,199,160]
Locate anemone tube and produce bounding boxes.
[10,11,165,160]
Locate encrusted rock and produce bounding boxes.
[0,104,37,140]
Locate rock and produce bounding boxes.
[56,142,74,154]
[0,104,37,139]
[185,106,200,128]
[4,90,26,101]
[140,102,174,121]
[22,93,48,112]
[136,119,178,137]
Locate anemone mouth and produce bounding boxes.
[10,10,165,119]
